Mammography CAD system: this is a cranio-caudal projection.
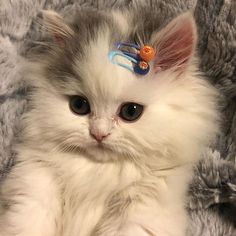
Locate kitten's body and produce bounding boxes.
[0,8,219,236]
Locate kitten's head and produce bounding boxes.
[24,9,219,167]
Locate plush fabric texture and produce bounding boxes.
[0,0,235,235]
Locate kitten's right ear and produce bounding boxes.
[42,10,74,43]
[151,12,197,73]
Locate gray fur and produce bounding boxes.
[0,0,235,235]
[40,10,119,91]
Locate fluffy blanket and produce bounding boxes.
[0,0,235,235]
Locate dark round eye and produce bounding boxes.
[119,103,144,122]
[69,96,91,115]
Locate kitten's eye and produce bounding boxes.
[69,96,91,115]
[119,103,144,122]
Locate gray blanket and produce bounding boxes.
[0,0,236,235]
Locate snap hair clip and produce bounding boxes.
[108,42,156,76]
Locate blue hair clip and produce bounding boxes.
[108,42,156,76]
[116,42,141,50]
[108,51,137,72]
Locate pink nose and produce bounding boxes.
[90,131,110,143]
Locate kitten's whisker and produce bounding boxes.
[50,133,82,154]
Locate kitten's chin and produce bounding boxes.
[86,144,121,162]
[58,143,121,162]
[58,143,138,163]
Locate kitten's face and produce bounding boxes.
[35,45,161,162]
[26,10,218,165]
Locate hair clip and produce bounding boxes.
[108,51,137,73]
[108,42,156,76]
[116,42,140,50]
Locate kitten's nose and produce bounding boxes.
[89,117,112,143]
[90,130,110,143]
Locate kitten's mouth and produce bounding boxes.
[89,142,116,155]
[94,143,111,151]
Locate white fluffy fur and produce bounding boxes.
[0,11,219,236]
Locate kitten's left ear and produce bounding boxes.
[42,10,74,43]
[151,12,197,73]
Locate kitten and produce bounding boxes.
[0,8,219,236]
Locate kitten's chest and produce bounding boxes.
[58,158,141,236]
[62,190,109,236]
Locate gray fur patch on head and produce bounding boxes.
[40,9,123,94]
[37,8,196,95]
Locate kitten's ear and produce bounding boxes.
[42,10,74,43]
[152,13,197,73]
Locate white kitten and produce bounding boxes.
[0,8,219,236]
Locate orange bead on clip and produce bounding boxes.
[139,45,156,62]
